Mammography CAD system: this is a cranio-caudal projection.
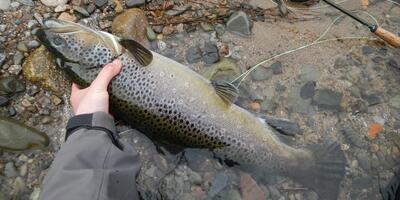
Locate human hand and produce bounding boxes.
[70,59,122,115]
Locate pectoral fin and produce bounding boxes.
[119,39,153,66]
[211,80,239,104]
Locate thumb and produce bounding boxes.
[91,59,122,91]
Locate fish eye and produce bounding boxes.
[52,36,64,46]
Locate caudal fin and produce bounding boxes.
[291,141,346,200]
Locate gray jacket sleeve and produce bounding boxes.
[40,112,141,200]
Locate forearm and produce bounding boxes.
[40,112,141,200]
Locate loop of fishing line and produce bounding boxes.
[230,10,382,87]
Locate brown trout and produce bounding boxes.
[37,19,345,199]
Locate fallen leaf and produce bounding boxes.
[368,123,383,139]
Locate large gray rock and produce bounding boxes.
[0,116,49,151]
[226,11,252,37]
[0,0,11,10]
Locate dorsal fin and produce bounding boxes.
[211,80,239,104]
[119,39,153,66]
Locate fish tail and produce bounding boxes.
[289,141,346,200]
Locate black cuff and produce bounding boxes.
[66,112,121,149]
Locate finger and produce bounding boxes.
[91,59,122,91]
[71,83,81,93]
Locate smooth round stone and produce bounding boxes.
[226,11,252,36]
[126,0,145,8]
[40,0,67,7]
[250,67,273,81]
[202,43,219,64]
[4,162,18,177]
[185,46,202,63]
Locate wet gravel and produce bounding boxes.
[0,0,400,199]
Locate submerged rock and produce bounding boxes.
[240,173,265,200]
[202,43,219,64]
[112,8,149,47]
[300,81,316,99]
[250,66,273,81]
[208,171,229,197]
[0,76,25,96]
[0,116,49,151]
[226,11,252,36]
[22,46,69,94]
[185,46,202,64]
[312,88,343,111]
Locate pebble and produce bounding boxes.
[73,6,90,17]
[208,172,228,197]
[370,144,380,153]
[0,24,6,32]
[8,106,17,116]
[362,45,374,55]
[0,96,8,106]
[200,22,214,32]
[300,81,316,99]
[27,20,38,29]
[4,162,18,178]
[162,25,175,35]
[312,88,343,111]
[152,25,163,33]
[17,0,33,5]
[94,0,107,7]
[19,164,27,176]
[146,26,157,41]
[40,0,67,7]
[250,67,273,81]
[17,42,28,52]
[356,152,371,171]
[240,173,265,200]
[215,24,226,37]
[8,65,22,75]
[58,12,77,22]
[157,40,167,51]
[0,53,6,67]
[202,43,219,64]
[126,0,145,8]
[27,40,40,49]
[33,13,44,25]
[51,95,62,105]
[271,61,283,74]
[41,116,53,124]
[226,11,252,36]
[186,46,202,63]
[21,99,32,107]
[249,101,261,112]
[54,4,68,12]
[86,3,96,13]
[13,52,24,65]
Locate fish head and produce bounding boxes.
[36,19,123,84]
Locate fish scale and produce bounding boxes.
[37,19,346,200]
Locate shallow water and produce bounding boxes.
[0,0,399,199]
